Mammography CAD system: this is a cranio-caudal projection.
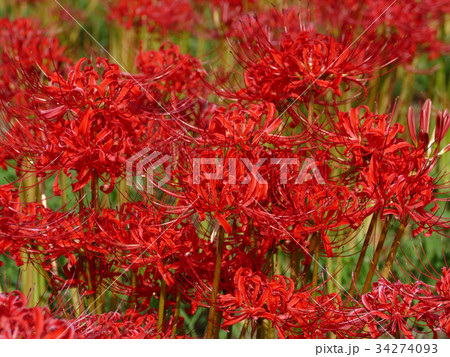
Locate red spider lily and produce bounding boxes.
[237,147,363,257]
[218,268,366,338]
[1,57,164,194]
[99,202,185,289]
[0,18,70,166]
[331,106,410,167]
[115,201,275,307]
[219,28,393,103]
[0,200,107,294]
[1,48,208,194]
[268,182,363,258]
[358,279,438,338]
[135,42,207,99]
[435,268,450,336]
[436,268,450,300]
[0,189,213,308]
[407,99,450,157]
[315,0,449,62]
[166,218,279,312]
[219,268,297,337]
[159,103,370,259]
[1,1,450,341]
[0,183,128,295]
[288,292,368,339]
[164,102,288,235]
[0,148,7,170]
[0,291,74,339]
[0,185,25,263]
[219,268,294,334]
[0,291,185,339]
[73,309,183,338]
[108,0,197,34]
[0,18,70,103]
[327,105,450,235]
[202,102,285,147]
[227,6,311,42]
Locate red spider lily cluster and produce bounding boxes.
[221,29,393,102]
[0,291,74,339]
[0,18,69,103]
[109,0,197,34]
[315,0,450,63]
[0,0,450,340]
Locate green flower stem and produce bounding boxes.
[381,222,406,279]
[348,213,378,298]
[157,279,167,335]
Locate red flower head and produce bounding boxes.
[135,42,207,98]
[0,18,70,103]
[435,268,450,336]
[108,0,197,34]
[227,6,311,41]
[220,28,392,104]
[73,309,183,338]
[1,57,163,194]
[219,268,298,336]
[0,291,74,339]
[407,99,450,158]
[330,105,450,235]
[359,279,437,338]
[315,0,449,62]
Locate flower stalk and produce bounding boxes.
[362,216,392,294]
[205,227,225,339]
